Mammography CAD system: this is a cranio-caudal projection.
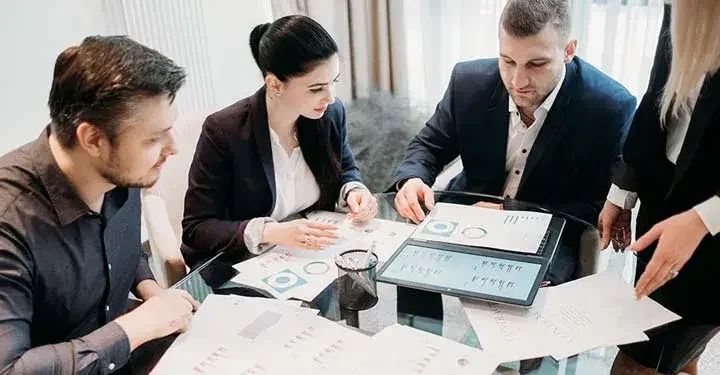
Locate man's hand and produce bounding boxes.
[115,289,200,350]
[134,280,165,301]
[472,201,503,210]
[395,178,435,224]
[631,209,709,299]
[598,200,632,251]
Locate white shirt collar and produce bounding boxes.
[508,64,566,115]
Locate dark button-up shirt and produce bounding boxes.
[0,128,155,374]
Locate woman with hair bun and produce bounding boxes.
[182,15,376,268]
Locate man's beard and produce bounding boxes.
[99,152,161,189]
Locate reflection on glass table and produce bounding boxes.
[166,191,636,375]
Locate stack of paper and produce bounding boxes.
[412,203,552,254]
[461,272,681,362]
[231,211,415,301]
[152,295,501,374]
[151,295,370,374]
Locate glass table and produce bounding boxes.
[163,191,636,374]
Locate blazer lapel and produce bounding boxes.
[518,62,576,191]
[248,86,277,207]
[481,80,511,194]
[667,73,720,197]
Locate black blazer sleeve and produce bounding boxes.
[390,66,461,190]
[182,116,252,261]
[336,99,363,186]
[613,3,672,191]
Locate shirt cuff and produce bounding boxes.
[132,256,156,290]
[243,217,277,255]
[606,184,638,210]
[337,181,369,211]
[76,322,131,373]
[694,196,720,236]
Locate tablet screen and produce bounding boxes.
[379,244,543,302]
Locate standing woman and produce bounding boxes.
[599,1,720,374]
[182,15,376,268]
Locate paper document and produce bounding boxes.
[412,203,551,254]
[152,295,370,374]
[231,211,415,301]
[307,210,416,262]
[232,247,339,301]
[461,272,681,362]
[352,324,499,375]
[151,295,322,374]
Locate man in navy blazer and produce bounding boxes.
[392,0,636,285]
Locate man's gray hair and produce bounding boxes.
[500,0,571,40]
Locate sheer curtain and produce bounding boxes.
[396,0,665,110]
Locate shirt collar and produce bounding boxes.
[31,127,90,226]
[508,63,566,115]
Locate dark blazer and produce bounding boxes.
[613,4,720,324]
[392,57,636,226]
[181,87,362,268]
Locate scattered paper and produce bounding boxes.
[352,324,499,374]
[412,203,551,254]
[230,211,415,301]
[461,272,681,362]
[307,211,416,262]
[232,247,338,301]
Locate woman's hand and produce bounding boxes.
[263,219,338,250]
[346,189,378,223]
[631,209,709,299]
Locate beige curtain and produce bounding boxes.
[270,0,404,102]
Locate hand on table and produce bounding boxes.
[346,189,378,223]
[263,219,338,250]
[115,289,200,350]
[395,178,435,224]
[472,201,503,210]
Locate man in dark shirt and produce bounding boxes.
[0,36,199,374]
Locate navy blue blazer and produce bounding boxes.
[392,57,636,225]
[181,87,362,267]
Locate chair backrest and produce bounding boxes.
[141,111,208,286]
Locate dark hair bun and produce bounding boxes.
[249,23,271,68]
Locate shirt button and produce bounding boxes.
[522,149,527,153]
[105,305,110,312]
[108,264,112,271]
[515,170,520,175]
[108,363,116,370]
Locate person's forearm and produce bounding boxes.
[1,322,130,374]
[134,279,164,301]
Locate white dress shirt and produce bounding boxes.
[503,65,566,198]
[606,80,720,235]
[243,127,367,254]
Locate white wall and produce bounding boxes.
[202,0,272,109]
[0,1,109,154]
[0,0,270,155]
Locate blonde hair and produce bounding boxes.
[660,0,720,125]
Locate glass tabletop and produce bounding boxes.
[166,191,635,375]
